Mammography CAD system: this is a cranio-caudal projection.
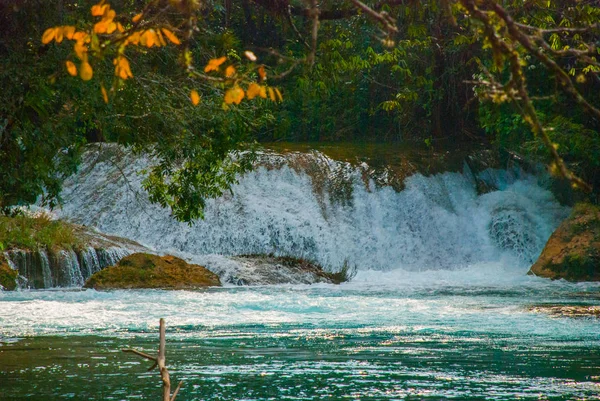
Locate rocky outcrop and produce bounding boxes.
[200,254,354,286]
[0,254,19,291]
[84,253,221,290]
[529,203,600,281]
[2,225,149,290]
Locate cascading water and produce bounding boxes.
[4,246,130,289]
[3,146,600,401]
[56,145,569,278]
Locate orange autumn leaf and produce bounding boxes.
[42,27,56,44]
[114,56,133,80]
[258,65,266,81]
[80,62,93,80]
[246,83,262,100]
[274,88,283,102]
[101,85,109,103]
[204,56,226,73]
[117,22,125,33]
[268,87,276,102]
[190,90,201,105]
[156,30,167,47]
[140,30,158,47]
[72,31,87,42]
[63,26,76,40]
[74,42,88,60]
[54,27,64,43]
[91,3,108,17]
[132,13,142,23]
[65,60,77,76]
[161,28,181,45]
[225,65,236,78]
[224,86,245,105]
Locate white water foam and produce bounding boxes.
[55,147,568,279]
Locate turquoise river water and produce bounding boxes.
[1,269,600,400]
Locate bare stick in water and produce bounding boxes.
[121,318,183,401]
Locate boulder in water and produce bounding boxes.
[529,203,600,281]
[201,254,354,285]
[84,253,221,289]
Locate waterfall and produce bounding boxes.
[55,146,569,275]
[5,246,131,289]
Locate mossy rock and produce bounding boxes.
[529,203,600,281]
[84,253,221,290]
[0,254,18,291]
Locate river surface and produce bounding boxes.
[2,270,600,400]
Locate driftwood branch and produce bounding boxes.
[121,318,182,401]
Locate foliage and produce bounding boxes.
[0,214,79,250]
[2,0,600,222]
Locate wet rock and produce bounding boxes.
[529,203,600,281]
[528,304,600,318]
[84,253,221,290]
[0,254,18,291]
[201,254,354,286]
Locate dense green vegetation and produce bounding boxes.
[1,0,600,220]
[0,214,79,251]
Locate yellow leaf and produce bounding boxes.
[274,88,283,102]
[74,42,88,60]
[204,56,227,73]
[65,60,77,76]
[107,22,117,34]
[127,31,141,45]
[101,85,109,103]
[114,56,133,80]
[54,27,64,43]
[190,90,200,105]
[42,27,56,44]
[225,65,236,78]
[140,30,157,47]
[246,83,261,100]
[91,3,108,17]
[117,22,125,33]
[268,87,276,102]
[156,30,167,47]
[224,86,245,105]
[161,28,181,45]
[259,86,267,98]
[244,50,257,61]
[80,62,93,81]
[73,32,87,42]
[63,26,76,40]
[94,20,109,34]
[132,13,142,23]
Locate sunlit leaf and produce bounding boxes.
[101,85,109,103]
[274,88,283,102]
[132,13,142,23]
[190,90,201,105]
[161,28,181,45]
[114,56,133,80]
[65,60,77,76]
[80,62,93,80]
[91,3,108,17]
[224,86,245,104]
[258,65,266,81]
[63,26,76,40]
[225,65,236,78]
[204,56,227,73]
[268,87,276,101]
[246,83,261,99]
[244,51,257,61]
[54,27,64,43]
[74,42,88,60]
[42,28,56,44]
